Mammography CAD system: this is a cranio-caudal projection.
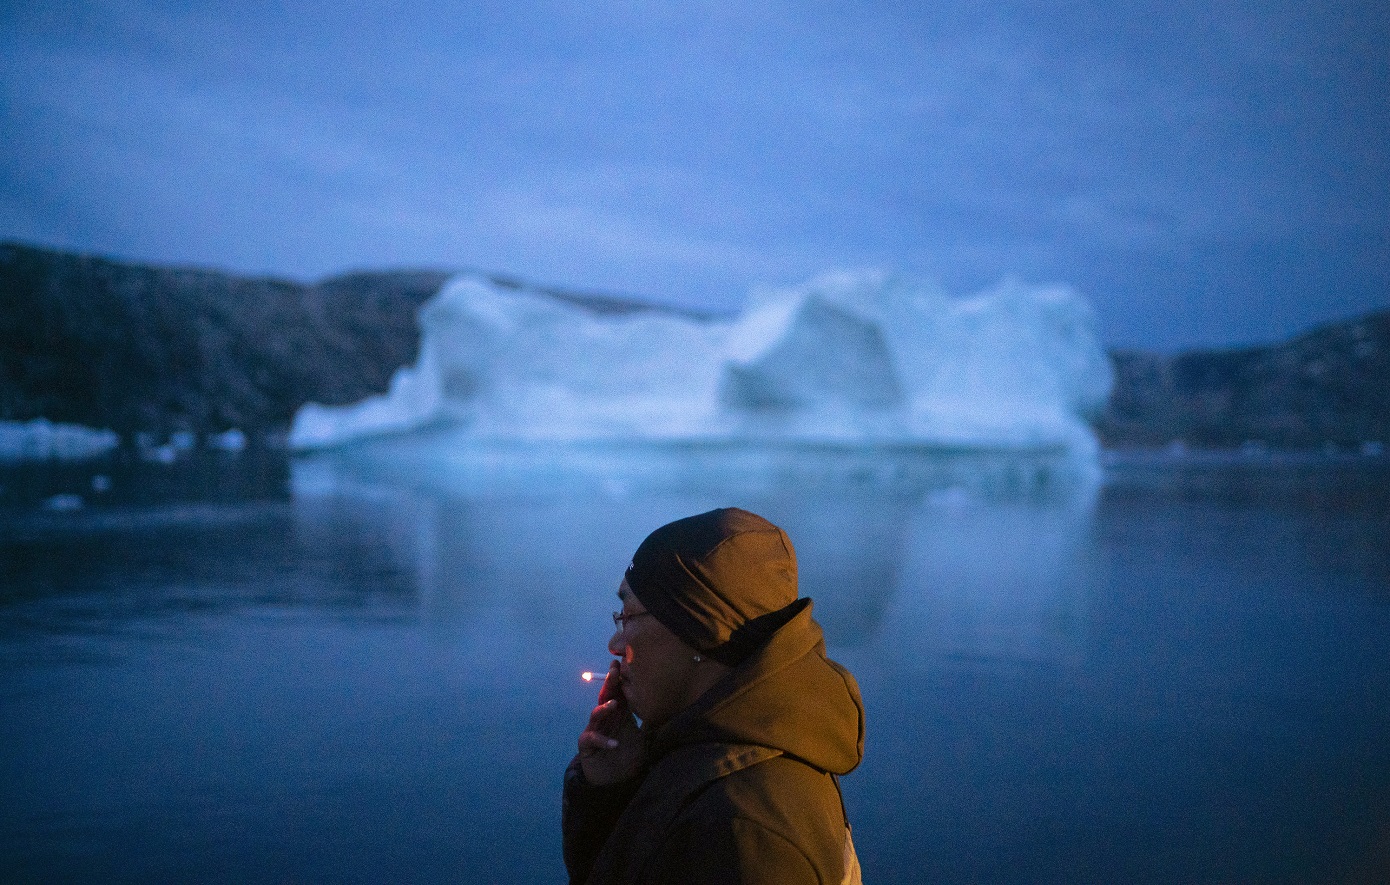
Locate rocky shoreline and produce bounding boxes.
[1096,313,1389,450]
[2,241,449,442]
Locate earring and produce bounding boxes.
[692,654,703,663]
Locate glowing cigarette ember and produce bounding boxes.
[582,665,615,683]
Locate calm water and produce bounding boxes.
[2,449,1388,883]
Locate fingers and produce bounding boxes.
[586,697,619,727]
[579,662,632,759]
[578,728,620,755]
[584,698,625,741]
[596,661,622,706]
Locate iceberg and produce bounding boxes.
[290,270,1112,457]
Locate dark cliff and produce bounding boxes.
[1096,311,1390,449]
[1,241,450,435]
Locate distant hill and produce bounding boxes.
[1,241,451,436]
[3,240,1386,448]
[1096,310,1389,449]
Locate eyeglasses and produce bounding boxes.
[612,610,653,631]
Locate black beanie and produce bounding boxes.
[624,508,804,667]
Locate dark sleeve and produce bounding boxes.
[562,755,642,885]
[642,815,821,885]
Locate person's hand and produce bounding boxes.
[577,661,644,785]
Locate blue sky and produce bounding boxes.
[2,0,1386,350]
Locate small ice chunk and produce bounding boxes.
[209,429,248,451]
[170,431,196,451]
[43,493,85,512]
[144,444,177,464]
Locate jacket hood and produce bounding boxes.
[625,507,799,668]
[649,598,864,776]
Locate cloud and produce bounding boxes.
[2,0,1387,347]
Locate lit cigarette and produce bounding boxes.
[581,669,609,683]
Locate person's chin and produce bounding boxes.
[625,690,654,723]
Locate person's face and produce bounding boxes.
[609,579,700,728]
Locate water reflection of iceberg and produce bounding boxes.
[293,430,1101,500]
[882,494,1093,666]
[292,445,1096,667]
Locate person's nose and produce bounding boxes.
[608,625,624,657]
